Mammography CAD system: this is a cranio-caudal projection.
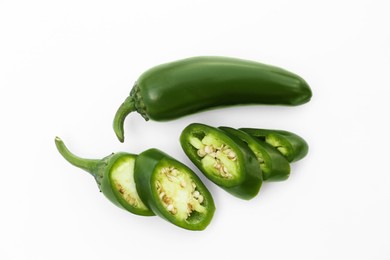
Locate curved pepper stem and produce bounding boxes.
[55,137,100,177]
[113,96,136,143]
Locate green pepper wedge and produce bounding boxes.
[55,137,154,216]
[113,56,312,142]
[240,128,309,162]
[180,123,262,200]
[219,127,290,182]
[134,148,215,230]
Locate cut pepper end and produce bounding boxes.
[181,124,262,200]
[134,148,215,230]
[185,130,241,187]
[110,155,154,216]
[153,160,211,226]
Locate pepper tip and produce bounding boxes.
[115,132,125,143]
[55,136,63,144]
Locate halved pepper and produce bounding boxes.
[219,127,290,182]
[240,128,309,162]
[180,123,262,200]
[55,137,154,216]
[134,148,215,231]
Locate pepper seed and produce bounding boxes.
[204,145,213,154]
[193,190,200,198]
[171,169,179,176]
[159,192,166,199]
[224,148,232,154]
[197,149,206,157]
[223,166,228,174]
[213,162,221,170]
[227,151,237,159]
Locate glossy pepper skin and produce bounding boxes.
[113,56,312,142]
[55,137,154,216]
[219,127,290,182]
[134,148,215,231]
[240,128,308,162]
[180,123,263,200]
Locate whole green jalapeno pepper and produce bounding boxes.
[240,128,309,162]
[219,127,290,182]
[134,148,215,231]
[113,56,312,142]
[180,123,263,200]
[55,137,154,216]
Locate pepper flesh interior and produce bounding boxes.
[189,133,239,179]
[248,144,266,170]
[266,135,289,156]
[111,157,149,210]
[155,167,205,221]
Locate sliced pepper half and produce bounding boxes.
[55,137,154,216]
[134,148,215,231]
[180,123,262,200]
[219,127,290,182]
[240,128,309,162]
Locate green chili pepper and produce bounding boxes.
[180,123,263,200]
[54,137,154,216]
[219,127,290,182]
[134,148,215,230]
[113,56,312,142]
[240,128,309,162]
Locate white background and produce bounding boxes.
[1,0,389,259]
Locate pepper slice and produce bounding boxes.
[55,137,154,216]
[219,127,290,182]
[240,128,309,162]
[113,56,312,142]
[134,148,215,231]
[180,123,262,200]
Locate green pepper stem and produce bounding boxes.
[113,95,136,143]
[55,137,100,177]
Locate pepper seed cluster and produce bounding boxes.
[156,167,204,218]
[197,144,236,179]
